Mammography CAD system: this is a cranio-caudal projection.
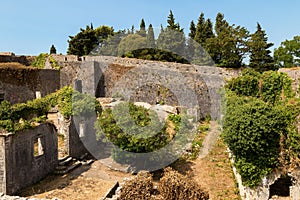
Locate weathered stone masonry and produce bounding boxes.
[0,67,60,104]
[0,123,58,195]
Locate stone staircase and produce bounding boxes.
[54,154,94,175]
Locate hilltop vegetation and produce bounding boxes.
[65,10,300,71]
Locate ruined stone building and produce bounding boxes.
[3,53,300,198]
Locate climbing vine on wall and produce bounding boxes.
[0,86,101,133]
[31,53,62,69]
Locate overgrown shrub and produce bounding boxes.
[223,69,300,187]
[226,68,293,103]
[95,102,194,168]
[0,86,101,133]
[95,102,171,166]
[31,53,48,69]
[159,167,209,200]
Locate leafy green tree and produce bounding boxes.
[50,45,57,54]
[274,36,300,68]
[206,24,249,67]
[91,29,127,56]
[146,24,155,48]
[94,25,114,44]
[249,23,275,72]
[67,25,114,56]
[118,34,147,56]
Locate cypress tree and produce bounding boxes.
[137,19,146,37]
[146,24,155,48]
[50,45,57,54]
[215,12,229,36]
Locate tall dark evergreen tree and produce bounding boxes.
[166,10,183,32]
[249,23,275,72]
[189,20,196,39]
[146,24,155,48]
[157,11,185,55]
[50,45,57,54]
[194,13,206,46]
[137,19,146,37]
[204,19,214,40]
[206,13,249,68]
[215,12,229,36]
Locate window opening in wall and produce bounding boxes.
[0,93,4,103]
[79,122,85,138]
[34,137,44,157]
[35,91,41,99]
[269,175,292,199]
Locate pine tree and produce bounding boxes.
[204,19,214,40]
[206,13,249,68]
[189,20,196,39]
[194,13,206,46]
[249,23,275,72]
[166,10,183,32]
[157,11,185,55]
[215,13,229,36]
[146,24,155,48]
[50,45,57,54]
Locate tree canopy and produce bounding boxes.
[274,36,300,68]
[249,23,275,72]
[66,11,297,70]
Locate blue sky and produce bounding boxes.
[1,0,300,55]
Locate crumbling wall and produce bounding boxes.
[0,123,58,195]
[57,56,239,119]
[0,67,60,104]
[60,116,97,159]
[0,52,35,66]
[279,68,300,97]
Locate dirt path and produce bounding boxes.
[198,121,221,159]
[193,139,240,200]
[20,121,240,200]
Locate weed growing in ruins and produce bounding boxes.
[0,86,100,133]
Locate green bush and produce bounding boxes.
[31,53,48,69]
[226,69,293,103]
[223,69,300,187]
[0,86,101,133]
[95,102,171,165]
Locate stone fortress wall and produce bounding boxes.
[4,53,300,198]
[55,55,240,120]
